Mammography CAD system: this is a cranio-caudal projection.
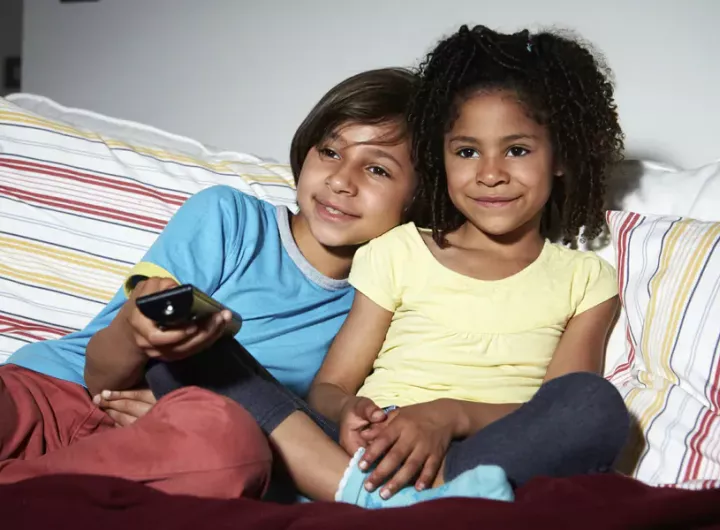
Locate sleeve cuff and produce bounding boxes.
[123,262,179,297]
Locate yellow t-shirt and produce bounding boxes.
[350,223,618,408]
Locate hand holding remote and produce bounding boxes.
[122,277,231,362]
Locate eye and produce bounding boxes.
[507,146,530,157]
[456,148,479,159]
[318,147,340,160]
[368,165,391,178]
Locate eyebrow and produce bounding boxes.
[448,134,539,143]
[365,147,401,167]
[325,132,402,167]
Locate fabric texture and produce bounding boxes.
[7,186,354,397]
[146,336,340,439]
[5,470,720,529]
[146,337,627,491]
[350,223,618,407]
[606,210,720,489]
[443,372,629,487]
[0,365,272,498]
[336,448,514,508]
[0,95,296,365]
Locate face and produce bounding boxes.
[296,121,416,248]
[444,90,559,240]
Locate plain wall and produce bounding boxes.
[0,0,22,97]
[22,0,720,168]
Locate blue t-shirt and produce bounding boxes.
[8,186,355,397]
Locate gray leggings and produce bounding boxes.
[145,336,629,488]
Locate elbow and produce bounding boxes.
[306,380,328,410]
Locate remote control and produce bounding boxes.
[135,284,242,336]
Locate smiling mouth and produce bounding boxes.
[315,198,359,220]
[473,197,518,207]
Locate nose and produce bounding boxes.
[476,156,510,187]
[326,164,358,195]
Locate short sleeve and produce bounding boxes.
[348,227,406,312]
[123,185,247,297]
[574,254,619,316]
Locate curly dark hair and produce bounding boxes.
[409,25,624,245]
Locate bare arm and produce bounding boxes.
[85,277,229,397]
[308,292,393,422]
[449,296,620,437]
[85,300,148,397]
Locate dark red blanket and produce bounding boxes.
[4,473,720,529]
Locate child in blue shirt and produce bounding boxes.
[0,68,419,502]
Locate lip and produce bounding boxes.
[472,196,518,207]
[314,198,359,221]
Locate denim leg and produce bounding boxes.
[145,336,339,440]
[443,372,629,487]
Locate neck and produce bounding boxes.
[290,213,356,280]
[452,215,545,258]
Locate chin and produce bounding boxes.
[473,220,524,238]
[309,226,363,250]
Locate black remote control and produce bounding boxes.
[135,284,242,336]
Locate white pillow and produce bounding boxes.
[606,210,720,490]
[0,95,296,362]
[583,159,720,374]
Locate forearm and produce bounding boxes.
[307,382,357,423]
[444,399,522,438]
[84,307,147,396]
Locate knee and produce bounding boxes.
[541,372,630,450]
[155,387,273,488]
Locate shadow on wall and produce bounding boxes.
[562,152,676,251]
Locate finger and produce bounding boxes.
[99,389,157,404]
[360,423,386,440]
[99,398,153,419]
[415,454,442,491]
[131,277,179,299]
[340,433,366,455]
[141,325,199,347]
[365,439,415,493]
[359,399,386,423]
[359,428,397,471]
[169,312,228,354]
[381,447,430,498]
[105,408,138,427]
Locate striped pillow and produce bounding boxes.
[0,96,296,362]
[606,210,720,489]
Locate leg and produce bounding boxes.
[0,385,272,499]
[146,338,513,505]
[443,372,630,487]
[146,336,339,439]
[0,364,111,460]
[146,336,347,500]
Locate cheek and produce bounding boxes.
[364,188,407,227]
[445,161,472,196]
[295,162,323,200]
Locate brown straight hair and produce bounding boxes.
[289,68,416,183]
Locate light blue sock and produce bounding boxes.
[335,448,514,509]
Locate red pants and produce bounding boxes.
[0,364,272,498]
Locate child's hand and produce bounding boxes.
[358,401,455,498]
[93,388,157,427]
[124,277,230,361]
[338,396,387,455]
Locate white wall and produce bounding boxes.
[0,0,22,97]
[22,0,720,168]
